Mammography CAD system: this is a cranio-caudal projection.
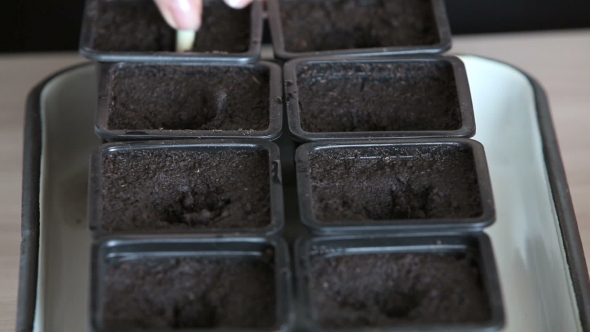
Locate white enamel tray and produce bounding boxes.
[17,55,590,332]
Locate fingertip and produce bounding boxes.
[155,0,202,30]
[224,0,252,9]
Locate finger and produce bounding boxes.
[224,0,254,10]
[154,0,202,30]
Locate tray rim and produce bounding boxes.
[293,138,495,234]
[282,55,476,142]
[16,56,590,332]
[266,0,452,60]
[294,232,505,332]
[78,0,264,63]
[90,234,294,332]
[94,60,284,141]
[87,139,286,238]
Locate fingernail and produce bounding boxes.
[225,0,250,9]
[168,0,201,30]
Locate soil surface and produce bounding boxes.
[296,61,461,132]
[193,0,251,53]
[107,64,270,131]
[100,148,271,232]
[279,0,439,53]
[309,251,490,328]
[103,256,276,329]
[309,145,482,222]
[88,0,250,53]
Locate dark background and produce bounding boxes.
[1,0,589,53]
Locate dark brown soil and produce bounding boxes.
[103,256,276,329]
[107,64,270,131]
[100,148,271,232]
[279,0,439,53]
[309,251,490,328]
[309,145,482,222]
[296,61,461,132]
[193,0,251,53]
[88,0,250,53]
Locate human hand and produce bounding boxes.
[154,0,254,31]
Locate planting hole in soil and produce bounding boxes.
[308,144,482,222]
[309,251,490,328]
[106,64,270,131]
[102,255,276,329]
[99,148,271,232]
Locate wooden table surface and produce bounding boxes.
[0,29,589,331]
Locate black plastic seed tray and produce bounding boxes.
[79,0,263,63]
[284,56,475,142]
[295,233,504,331]
[87,139,285,237]
[295,139,495,234]
[90,235,293,332]
[267,0,451,60]
[95,61,283,141]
